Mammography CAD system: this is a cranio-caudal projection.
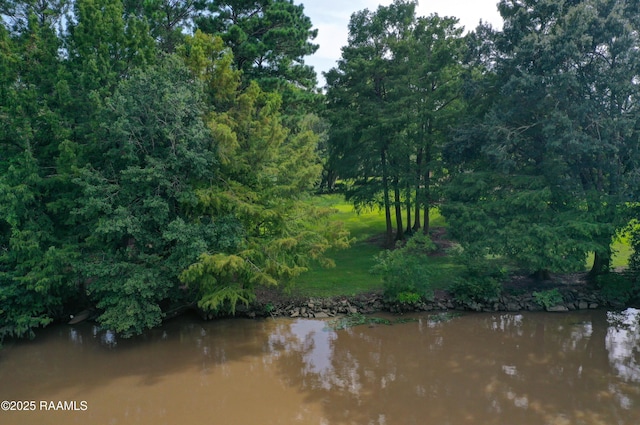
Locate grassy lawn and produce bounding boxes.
[293,194,460,297]
[586,233,632,270]
[293,194,386,297]
[612,236,633,268]
[293,194,633,298]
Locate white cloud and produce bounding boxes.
[299,0,503,86]
[314,22,348,60]
[415,0,502,32]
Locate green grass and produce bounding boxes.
[293,194,386,297]
[585,233,632,270]
[293,194,634,298]
[612,237,633,268]
[293,194,460,297]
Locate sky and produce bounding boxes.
[299,0,504,87]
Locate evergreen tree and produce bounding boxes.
[196,0,323,141]
[66,0,156,155]
[325,2,403,247]
[196,0,319,90]
[122,0,206,53]
[402,14,466,234]
[0,0,69,33]
[74,56,227,337]
[179,31,349,314]
[325,0,466,246]
[0,9,79,341]
[443,0,640,277]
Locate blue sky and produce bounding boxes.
[298,0,504,87]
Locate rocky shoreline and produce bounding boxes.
[227,281,631,320]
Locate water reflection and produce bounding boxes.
[1,310,640,425]
[269,319,336,380]
[266,311,640,424]
[606,308,640,383]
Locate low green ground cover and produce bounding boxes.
[292,195,386,297]
[293,195,632,299]
[586,234,632,270]
[293,195,460,297]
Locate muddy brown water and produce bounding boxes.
[1,309,639,425]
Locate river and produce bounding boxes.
[1,309,639,425]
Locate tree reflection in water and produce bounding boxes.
[606,308,640,383]
[1,310,639,425]
[268,310,640,425]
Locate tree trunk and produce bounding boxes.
[422,144,431,235]
[381,148,394,248]
[532,269,551,280]
[589,249,611,277]
[423,202,430,235]
[324,168,337,192]
[532,269,551,281]
[393,175,404,241]
[413,147,423,231]
[405,183,412,235]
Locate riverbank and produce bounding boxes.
[217,272,638,321]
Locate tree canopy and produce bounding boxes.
[325,0,467,247]
[3,0,640,341]
[443,0,640,277]
[0,0,342,340]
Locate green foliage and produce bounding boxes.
[596,273,639,305]
[75,56,226,336]
[444,0,640,276]
[179,45,350,316]
[628,221,640,273]
[0,0,328,341]
[325,2,466,246]
[396,291,421,304]
[443,173,597,275]
[179,253,257,314]
[532,289,564,310]
[449,254,505,303]
[196,0,319,90]
[4,0,640,343]
[84,261,168,337]
[372,233,436,303]
[123,0,204,53]
[0,13,81,341]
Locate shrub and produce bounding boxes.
[449,253,505,303]
[371,233,436,304]
[596,272,638,304]
[532,288,563,309]
[629,222,640,273]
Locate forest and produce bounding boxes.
[2,0,640,341]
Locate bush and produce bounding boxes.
[596,272,638,304]
[629,222,640,273]
[371,233,436,304]
[449,254,505,303]
[533,288,563,309]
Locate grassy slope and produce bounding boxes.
[292,194,387,297]
[293,194,460,297]
[293,194,632,298]
[587,234,632,270]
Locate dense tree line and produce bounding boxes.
[3,0,640,341]
[0,0,347,340]
[325,0,640,282]
[325,1,465,247]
